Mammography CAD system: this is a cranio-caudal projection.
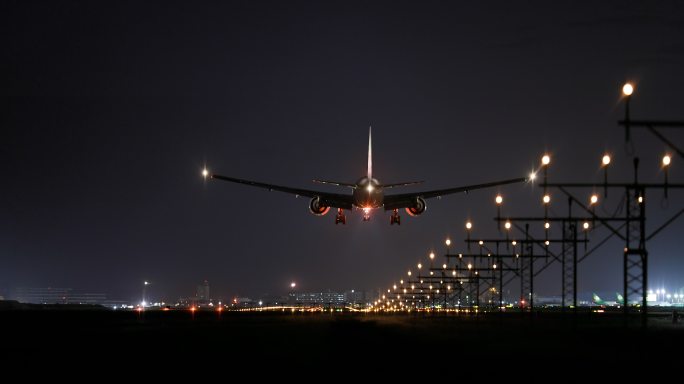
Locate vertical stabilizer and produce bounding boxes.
[367,126,372,180]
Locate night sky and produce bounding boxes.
[3,1,684,302]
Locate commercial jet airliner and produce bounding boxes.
[203,128,527,225]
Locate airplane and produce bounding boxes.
[592,293,625,307]
[203,128,527,225]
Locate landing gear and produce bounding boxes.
[390,209,401,225]
[335,208,346,225]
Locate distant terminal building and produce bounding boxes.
[344,290,367,306]
[176,280,215,308]
[289,290,347,306]
[11,287,110,305]
[197,280,211,302]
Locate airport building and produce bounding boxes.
[11,287,111,305]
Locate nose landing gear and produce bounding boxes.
[362,207,371,221]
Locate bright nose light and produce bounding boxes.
[529,172,537,181]
[623,83,634,96]
[366,184,374,192]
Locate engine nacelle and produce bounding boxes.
[405,197,427,216]
[309,197,331,216]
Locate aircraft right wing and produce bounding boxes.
[383,177,527,210]
[211,174,354,209]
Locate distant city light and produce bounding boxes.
[543,194,550,204]
[505,221,511,229]
[622,83,634,96]
[663,155,671,166]
[290,282,296,288]
[495,195,503,205]
[466,221,472,230]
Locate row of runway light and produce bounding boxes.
[374,141,676,311]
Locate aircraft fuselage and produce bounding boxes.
[353,177,383,209]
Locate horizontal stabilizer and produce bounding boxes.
[312,179,357,188]
[382,181,424,189]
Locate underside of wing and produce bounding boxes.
[384,177,526,210]
[211,174,354,209]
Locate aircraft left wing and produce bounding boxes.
[383,177,527,210]
[211,174,354,209]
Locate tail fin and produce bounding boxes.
[367,126,372,180]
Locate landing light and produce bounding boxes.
[202,168,209,178]
[366,184,374,192]
[528,172,537,181]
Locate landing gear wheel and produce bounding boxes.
[390,209,401,225]
[335,208,346,225]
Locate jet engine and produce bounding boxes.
[309,197,331,215]
[405,197,427,216]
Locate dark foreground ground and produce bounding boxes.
[2,306,684,372]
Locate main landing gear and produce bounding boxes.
[335,208,346,225]
[390,209,401,225]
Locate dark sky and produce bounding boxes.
[3,1,684,302]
